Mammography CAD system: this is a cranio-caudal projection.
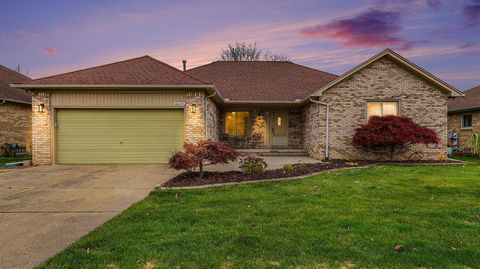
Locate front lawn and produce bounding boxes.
[40,165,480,269]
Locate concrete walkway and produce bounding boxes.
[0,164,177,269]
[205,156,321,172]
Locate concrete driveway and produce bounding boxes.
[0,164,177,269]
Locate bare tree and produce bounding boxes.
[220,42,289,61]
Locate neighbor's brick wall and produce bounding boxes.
[304,57,449,161]
[0,101,31,155]
[185,91,207,143]
[448,111,480,148]
[31,92,52,165]
[205,96,220,141]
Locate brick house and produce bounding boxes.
[12,49,462,165]
[0,65,32,155]
[447,86,480,149]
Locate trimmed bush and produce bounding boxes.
[169,140,238,176]
[353,116,439,160]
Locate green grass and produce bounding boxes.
[0,156,31,166]
[39,165,480,269]
[450,155,480,163]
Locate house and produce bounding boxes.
[447,86,480,149]
[0,65,31,155]
[12,49,463,165]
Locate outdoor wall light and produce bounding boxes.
[191,104,197,113]
[37,103,45,113]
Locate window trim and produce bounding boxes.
[366,100,400,120]
[461,113,473,130]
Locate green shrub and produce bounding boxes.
[239,156,267,175]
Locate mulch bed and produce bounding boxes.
[161,159,462,188]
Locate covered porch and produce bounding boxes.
[218,107,304,150]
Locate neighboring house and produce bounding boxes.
[0,65,31,155]
[12,49,463,165]
[447,86,480,149]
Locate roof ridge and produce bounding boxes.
[464,85,480,93]
[187,60,339,78]
[144,56,212,85]
[0,64,31,81]
[184,61,218,72]
[284,61,338,77]
[25,55,153,83]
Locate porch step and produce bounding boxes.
[237,149,309,157]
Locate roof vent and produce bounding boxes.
[182,60,187,71]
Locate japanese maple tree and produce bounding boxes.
[353,116,439,160]
[169,140,238,176]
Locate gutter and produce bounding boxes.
[0,98,31,105]
[309,97,330,159]
[9,84,215,90]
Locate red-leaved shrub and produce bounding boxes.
[169,140,238,176]
[353,116,439,159]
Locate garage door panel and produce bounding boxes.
[56,109,184,164]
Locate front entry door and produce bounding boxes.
[269,111,288,147]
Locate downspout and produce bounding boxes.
[309,97,329,160]
[204,91,217,140]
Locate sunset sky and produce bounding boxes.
[1,0,479,90]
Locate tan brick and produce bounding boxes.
[303,57,449,161]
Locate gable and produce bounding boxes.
[311,49,463,98]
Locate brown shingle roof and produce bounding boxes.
[448,86,480,113]
[0,65,31,104]
[22,56,210,86]
[186,61,338,102]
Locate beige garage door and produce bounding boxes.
[56,109,184,164]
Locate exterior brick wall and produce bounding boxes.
[205,96,220,141]
[0,101,32,155]
[288,109,304,149]
[303,103,327,159]
[185,91,206,143]
[31,92,52,164]
[448,111,480,148]
[304,57,449,161]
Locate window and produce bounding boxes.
[225,112,250,137]
[367,101,399,118]
[462,114,473,129]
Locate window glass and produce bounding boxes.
[367,101,398,118]
[382,102,398,116]
[225,112,250,136]
[367,102,382,117]
[462,114,473,128]
[236,112,249,136]
[225,112,236,136]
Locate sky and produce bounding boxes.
[1,0,479,91]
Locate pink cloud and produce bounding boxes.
[63,51,71,57]
[44,47,57,56]
[300,10,411,49]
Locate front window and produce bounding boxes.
[462,114,473,129]
[367,101,399,118]
[225,112,250,137]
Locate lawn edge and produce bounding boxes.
[157,162,468,190]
